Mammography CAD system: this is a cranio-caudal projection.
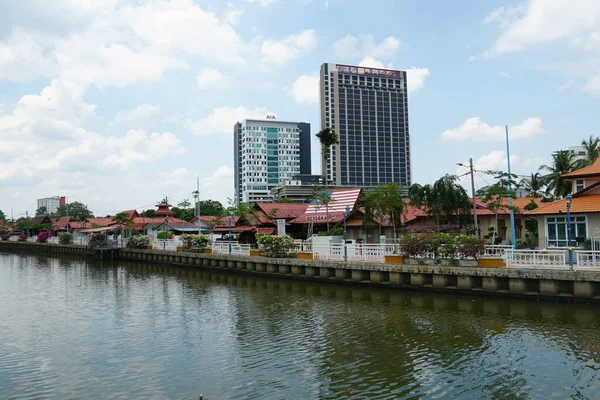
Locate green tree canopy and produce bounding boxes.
[540,150,579,199]
[581,135,600,166]
[315,128,339,182]
[307,190,335,230]
[363,183,405,240]
[520,172,545,198]
[140,209,157,218]
[198,200,225,216]
[0,209,6,221]
[410,174,471,230]
[55,202,94,218]
[35,206,48,216]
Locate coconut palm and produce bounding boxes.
[112,212,134,245]
[315,128,339,185]
[540,150,579,199]
[520,173,545,198]
[581,135,600,166]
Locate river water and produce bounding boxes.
[0,252,599,400]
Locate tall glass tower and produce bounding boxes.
[319,63,410,187]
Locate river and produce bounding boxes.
[0,252,599,399]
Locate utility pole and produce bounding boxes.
[66,197,69,233]
[192,177,200,234]
[457,159,479,237]
[506,125,517,249]
[163,196,168,250]
[469,158,479,238]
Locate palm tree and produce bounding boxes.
[315,128,339,185]
[520,173,545,198]
[581,135,600,166]
[540,150,579,199]
[112,212,134,246]
[308,191,335,231]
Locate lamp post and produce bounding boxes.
[506,126,517,249]
[228,211,235,255]
[343,205,350,262]
[566,193,574,270]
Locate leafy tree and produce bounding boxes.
[581,135,600,166]
[315,128,339,183]
[55,202,94,218]
[231,202,260,231]
[171,207,194,221]
[479,179,518,244]
[73,214,89,228]
[363,183,405,241]
[0,209,6,221]
[112,212,134,244]
[307,190,335,231]
[410,174,470,230]
[198,200,225,216]
[540,150,579,199]
[140,209,157,218]
[520,172,545,198]
[35,206,48,216]
[524,200,539,241]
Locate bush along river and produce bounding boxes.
[1,251,599,399]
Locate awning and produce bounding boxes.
[79,226,118,233]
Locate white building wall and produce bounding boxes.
[240,119,302,203]
[37,197,61,214]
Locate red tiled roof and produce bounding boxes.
[56,217,114,230]
[213,225,256,233]
[190,216,240,227]
[562,158,600,178]
[121,209,139,219]
[525,195,600,215]
[255,203,308,219]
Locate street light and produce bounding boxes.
[566,193,574,270]
[228,210,235,255]
[343,205,350,262]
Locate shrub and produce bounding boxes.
[317,227,344,236]
[18,234,28,242]
[126,235,151,249]
[455,235,485,260]
[157,231,173,240]
[0,233,10,241]
[88,232,107,247]
[179,234,211,253]
[257,235,296,258]
[37,230,52,243]
[59,232,73,244]
[400,233,429,258]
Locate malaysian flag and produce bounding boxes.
[305,188,361,214]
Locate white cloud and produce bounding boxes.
[335,34,401,61]
[406,67,431,92]
[442,117,544,141]
[358,57,388,69]
[246,0,277,6]
[478,1,600,57]
[583,76,600,96]
[115,104,162,129]
[558,78,575,90]
[224,3,244,26]
[196,68,229,90]
[499,71,511,79]
[333,35,360,58]
[102,130,185,167]
[475,150,519,172]
[261,29,317,65]
[187,106,271,135]
[364,35,401,59]
[0,0,247,85]
[287,73,319,104]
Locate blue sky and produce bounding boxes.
[0,0,599,217]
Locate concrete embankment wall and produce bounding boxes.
[116,248,600,302]
[2,242,600,302]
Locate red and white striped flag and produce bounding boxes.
[305,188,361,214]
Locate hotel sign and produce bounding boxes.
[336,64,403,78]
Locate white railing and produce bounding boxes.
[483,245,513,258]
[47,237,59,244]
[313,243,345,261]
[575,251,600,269]
[211,241,251,256]
[152,239,181,251]
[27,236,37,243]
[506,249,567,268]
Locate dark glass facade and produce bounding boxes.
[320,63,410,187]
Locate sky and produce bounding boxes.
[1,0,599,218]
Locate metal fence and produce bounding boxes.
[211,241,251,256]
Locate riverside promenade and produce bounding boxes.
[2,241,600,302]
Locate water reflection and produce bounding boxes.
[0,253,599,400]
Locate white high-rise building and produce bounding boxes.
[37,196,64,215]
[234,118,311,204]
